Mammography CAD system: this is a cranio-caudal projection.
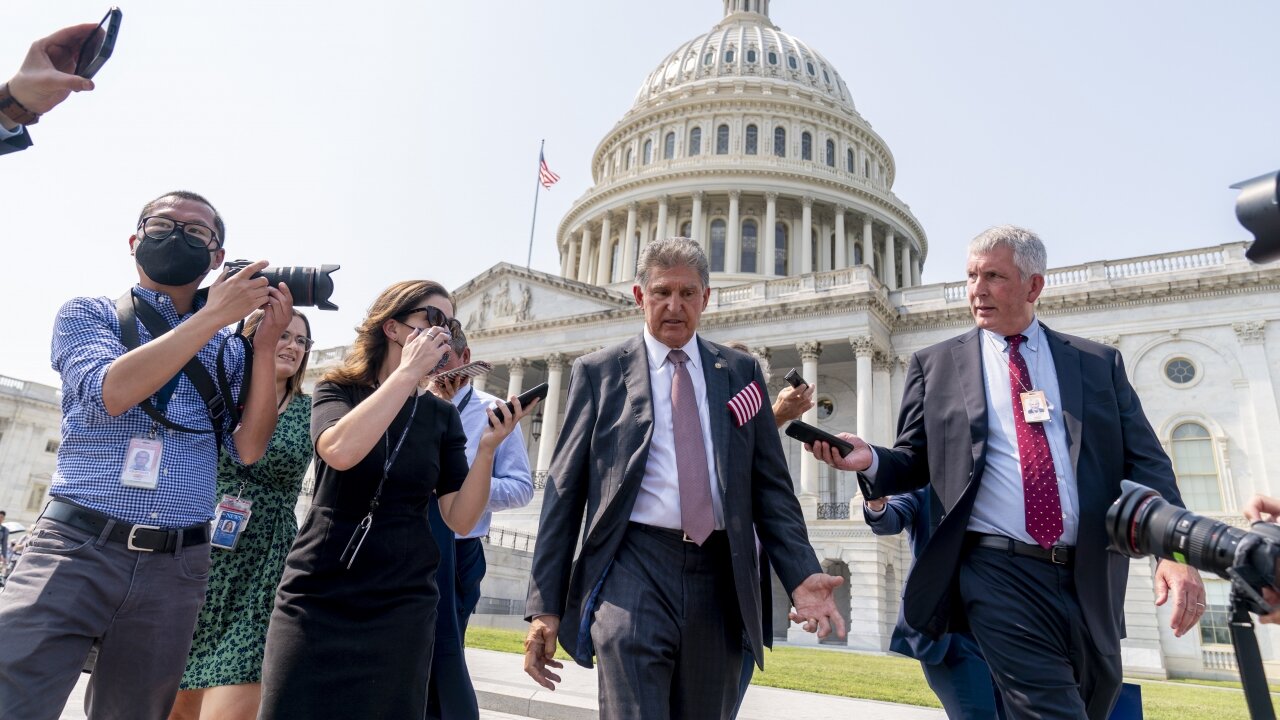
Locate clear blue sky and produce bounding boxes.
[3,1,1277,386]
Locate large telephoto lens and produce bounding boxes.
[261,264,341,310]
[1106,480,1246,579]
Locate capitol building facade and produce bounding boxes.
[303,0,1280,680]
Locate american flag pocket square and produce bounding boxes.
[727,381,764,427]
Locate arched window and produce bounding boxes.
[625,148,633,170]
[787,55,798,70]
[1171,422,1223,512]
[806,61,816,76]
[709,219,727,272]
[610,241,621,282]
[774,222,789,275]
[767,50,778,65]
[724,49,735,63]
[745,124,758,155]
[689,127,702,156]
[846,148,854,173]
[773,126,786,157]
[741,220,758,273]
[716,124,730,154]
[663,132,675,160]
[801,131,813,161]
[825,139,835,167]
[643,139,653,165]
[680,221,692,238]
[746,48,757,63]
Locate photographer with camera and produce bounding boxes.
[0,191,293,720]
[807,225,1203,720]
[0,23,98,155]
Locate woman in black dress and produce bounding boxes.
[259,280,532,719]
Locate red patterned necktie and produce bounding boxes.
[1005,334,1063,549]
[668,349,714,545]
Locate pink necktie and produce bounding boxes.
[668,349,714,545]
[1006,334,1063,549]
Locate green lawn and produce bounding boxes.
[465,627,1267,720]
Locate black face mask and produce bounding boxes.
[134,231,213,286]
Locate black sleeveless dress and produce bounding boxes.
[259,382,468,719]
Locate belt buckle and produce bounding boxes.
[1050,545,1069,565]
[681,532,696,544]
[126,524,161,552]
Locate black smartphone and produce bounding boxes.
[784,368,807,388]
[488,382,549,427]
[784,420,854,458]
[75,7,122,79]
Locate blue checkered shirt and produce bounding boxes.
[49,285,245,528]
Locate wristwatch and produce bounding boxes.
[0,83,39,126]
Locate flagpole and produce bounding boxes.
[525,139,545,270]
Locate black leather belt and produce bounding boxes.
[44,499,210,553]
[630,522,727,545]
[970,532,1074,566]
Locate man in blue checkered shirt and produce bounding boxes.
[0,190,294,720]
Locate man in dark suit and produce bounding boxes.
[524,237,844,719]
[810,225,1205,719]
[864,487,1004,719]
[1,23,97,156]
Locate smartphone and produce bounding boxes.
[784,420,854,458]
[75,7,122,79]
[488,382,549,427]
[784,368,807,388]
[433,360,493,383]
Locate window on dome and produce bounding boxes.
[846,148,854,173]
[745,124,758,155]
[741,220,758,273]
[854,243,863,266]
[773,127,786,157]
[822,68,831,84]
[1171,422,1222,512]
[710,219,727,272]
[643,139,653,165]
[801,131,812,161]
[663,132,675,160]
[787,55,798,70]
[768,51,778,65]
[864,158,870,177]
[689,127,702,156]
[724,49,735,63]
[746,48,757,63]
[775,222,789,275]
[825,139,835,167]
[704,51,714,66]
[806,61,815,76]
[716,124,730,154]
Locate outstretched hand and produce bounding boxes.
[809,432,875,473]
[788,572,846,640]
[7,24,97,117]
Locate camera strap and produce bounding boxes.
[115,290,233,450]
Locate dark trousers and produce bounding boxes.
[922,634,1006,720]
[455,536,486,639]
[590,523,742,720]
[426,497,479,720]
[959,545,1122,720]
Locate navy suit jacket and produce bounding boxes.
[864,323,1183,655]
[0,128,32,155]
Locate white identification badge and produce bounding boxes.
[1020,390,1051,423]
[119,436,163,489]
[211,495,253,550]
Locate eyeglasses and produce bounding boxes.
[137,216,222,251]
[394,306,463,335]
[279,329,314,351]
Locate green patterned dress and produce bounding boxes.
[180,394,312,689]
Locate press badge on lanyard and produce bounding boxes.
[1020,390,1052,424]
[211,493,253,550]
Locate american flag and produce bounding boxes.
[539,151,560,189]
[727,381,764,427]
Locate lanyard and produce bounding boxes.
[456,387,474,413]
[340,392,419,569]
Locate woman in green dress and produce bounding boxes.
[169,309,314,720]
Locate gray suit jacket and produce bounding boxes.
[526,334,821,668]
[864,323,1182,655]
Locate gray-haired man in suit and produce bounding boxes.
[524,237,844,719]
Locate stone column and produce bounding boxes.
[884,228,897,291]
[763,192,778,276]
[1234,321,1280,495]
[800,196,814,274]
[639,211,652,257]
[576,225,593,283]
[622,203,638,282]
[691,191,704,246]
[912,257,922,285]
[563,235,578,281]
[861,215,874,272]
[507,357,527,398]
[535,353,567,474]
[595,213,613,285]
[852,336,875,443]
[873,352,893,446]
[656,195,669,243]
[834,206,846,269]
[818,215,831,272]
[797,341,822,500]
[726,190,741,273]
[900,243,912,288]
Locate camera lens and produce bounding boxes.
[1106,480,1245,578]
[260,264,341,310]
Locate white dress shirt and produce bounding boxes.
[629,329,725,531]
[450,384,535,539]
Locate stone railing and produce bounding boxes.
[710,266,875,308]
[484,525,537,553]
[0,374,61,404]
[817,502,850,520]
[1202,648,1237,670]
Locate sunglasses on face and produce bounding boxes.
[394,306,463,335]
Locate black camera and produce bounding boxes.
[225,259,340,310]
[1233,170,1280,264]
